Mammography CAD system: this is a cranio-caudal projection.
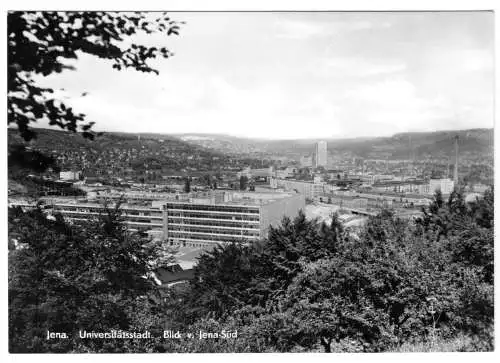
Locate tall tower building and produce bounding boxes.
[453,135,459,186]
[315,141,327,168]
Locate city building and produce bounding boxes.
[237,167,273,179]
[300,155,313,168]
[329,196,370,210]
[277,179,315,199]
[371,180,427,194]
[91,190,180,202]
[314,141,328,168]
[429,178,455,195]
[10,198,165,238]
[59,170,82,181]
[275,166,297,179]
[163,191,305,248]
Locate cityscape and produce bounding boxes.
[7,10,495,354]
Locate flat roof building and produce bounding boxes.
[10,198,164,236]
[9,191,306,247]
[163,191,305,248]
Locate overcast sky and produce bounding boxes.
[36,11,494,139]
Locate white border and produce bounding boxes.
[1,1,498,363]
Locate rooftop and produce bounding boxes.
[167,191,300,207]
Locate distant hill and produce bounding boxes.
[176,129,494,163]
[8,128,493,178]
[332,129,493,160]
[7,128,263,179]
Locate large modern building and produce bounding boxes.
[315,141,328,168]
[163,191,305,247]
[10,191,306,247]
[10,198,165,238]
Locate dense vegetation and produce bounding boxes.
[8,188,494,352]
[159,188,493,352]
[8,203,174,353]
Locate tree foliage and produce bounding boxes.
[9,188,494,352]
[169,188,494,352]
[8,11,181,141]
[8,203,174,352]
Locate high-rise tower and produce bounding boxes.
[314,141,327,168]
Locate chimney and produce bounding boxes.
[453,135,459,186]
[446,157,450,179]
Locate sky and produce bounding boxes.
[36,11,494,139]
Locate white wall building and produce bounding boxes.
[60,170,81,181]
[429,178,455,195]
[315,141,327,168]
[300,155,313,168]
[164,192,305,247]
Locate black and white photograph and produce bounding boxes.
[5,3,495,355]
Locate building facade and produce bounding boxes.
[314,141,328,168]
[429,178,455,195]
[60,170,81,181]
[10,191,306,247]
[163,192,305,248]
[300,155,313,168]
[10,198,164,237]
[277,179,315,199]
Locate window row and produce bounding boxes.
[168,227,260,237]
[166,204,259,214]
[167,212,259,222]
[168,233,256,243]
[167,218,259,229]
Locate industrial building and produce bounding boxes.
[163,191,305,247]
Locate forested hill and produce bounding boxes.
[7,128,262,177]
[9,128,217,156]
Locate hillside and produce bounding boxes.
[8,128,493,181]
[177,129,494,164]
[7,128,263,179]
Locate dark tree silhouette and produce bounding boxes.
[8,11,181,141]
